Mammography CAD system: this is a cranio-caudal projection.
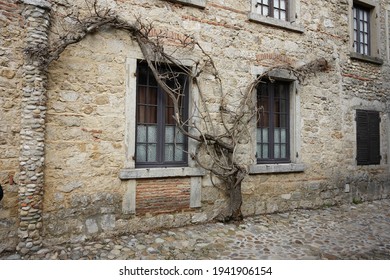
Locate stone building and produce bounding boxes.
[0,0,389,254]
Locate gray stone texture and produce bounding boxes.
[0,0,389,249]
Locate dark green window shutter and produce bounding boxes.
[356,110,380,165]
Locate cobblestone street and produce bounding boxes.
[2,199,390,260]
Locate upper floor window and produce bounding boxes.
[255,0,288,21]
[249,0,304,33]
[257,79,291,163]
[353,4,371,56]
[349,1,383,64]
[356,110,381,165]
[135,61,189,168]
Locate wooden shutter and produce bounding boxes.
[356,110,380,165]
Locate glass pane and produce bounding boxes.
[262,128,269,143]
[165,144,174,161]
[364,34,368,44]
[148,70,157,86]
[262,6,269,16]
[275,10,280,19]
[165,126,174,143]
[175,145,184,161]
[281,99,287,113]
[262,144,269,158]
[364,45,368,55]
[274,0,279,8]
[360,21,363,32]
[353,18,357,29]
[138,66,148,85]
[280,114,287,127]
[281,128,287,143]
[274,128,280,143]
[137,125,147,142]
[280,11,286,21]
[280,0,286,10]
[274,144,280,158]
[257,144,261,158]
[176,130,184,143]
[363,22,368,33]
[256,128,261,143]
[146,105,157,124]
[363,11,368,21]
[148,125,157,143]
[136,144,147,162]
[147,144,157,162]
[262,0,269,5]
[281,144,287,158]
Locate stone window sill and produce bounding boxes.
[349,52,384,65]
[249,163,305,174]
[119,167,206,180]
[248,13,304,33]
[168,0,206,8]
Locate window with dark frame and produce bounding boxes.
[135,61,189,168]
[257,79,290,163]
[356,110,381,165]
[353,4,371,56]
[255,0,289,21]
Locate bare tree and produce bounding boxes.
[27,0,329,222]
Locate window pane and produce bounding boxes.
[136,144,147,162]
[281,128,287,143]
[280,11,286,21]
[138,66,148,85]
[176,130,185,143]
[147,144,157,162]
[137,125,147,142]
[148,125,157,143]
[275,0,279,8]
[262,144,269,158]
[274,128,280,143]
[280,0,286,10]
[262,128,269,143]
[274,144,280,158]
[175,145,184,161]
[148,70,157,86]
[165,144,174,161]
[146,105,157,124]
[281,144,287,158]
[165,126,174,143]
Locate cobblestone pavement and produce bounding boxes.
[2,199,390,260]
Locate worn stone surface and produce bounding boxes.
[1,199,389,260]
[0,0,24,252]
[1,0,390,249]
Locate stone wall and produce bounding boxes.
[0,0,23,253]
[3,0,389,246]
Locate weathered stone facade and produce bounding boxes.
[1,0,389,253]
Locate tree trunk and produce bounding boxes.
[217,169,245,222]
[229,179,243,221]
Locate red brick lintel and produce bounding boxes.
[342,73,372,82]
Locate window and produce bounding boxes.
[167,0,206,8]
[257,79,290,163]
[135,61,189,167]
[349,1,383,64]
[249,0,304,33]
[356,110,381,165]
[255,0,288,21]
[353,4,371,56]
